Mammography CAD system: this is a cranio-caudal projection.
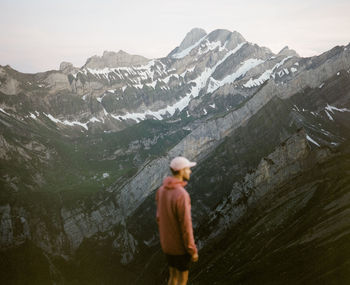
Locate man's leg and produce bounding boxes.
[168,267,189,285]
[168,267,178,285]
[178,270,189,285]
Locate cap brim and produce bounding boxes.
[189,162,197,167]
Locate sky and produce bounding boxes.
[1,0,349,73]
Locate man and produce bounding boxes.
[156,156,198,285]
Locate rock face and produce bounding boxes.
[84,50,150,69]
[204,128,316,241]
[177,28,207,52]
[0,205,13,247]
[59,61,74,71]
[0,66,21,95]
[44,72,72,94]
[189,141,350,285]
[278,45,299,57]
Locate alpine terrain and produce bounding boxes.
[1,28,350,284]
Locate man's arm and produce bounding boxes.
[177,193,198,257]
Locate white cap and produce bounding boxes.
[170,156,197,171]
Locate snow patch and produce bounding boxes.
[44,113,89,130]
[197,40,227,56]
[209,57,264,93]
[97,94,107,103]
[306,135,320,147]
[319,83,325,89]
[325,104,350,113]
[243,56,292,88]
[325,110,334,121]
[0,108,10,116]
[291,67,297,73]
[209,103,216,108]
[134,84,143,89]
[111,108,164,123]
[89,117,101,123]
[278,70,285,77]
[172,35,207,59]
[85,60,160,85]
[180,66,195,77]
[146,80,157,88]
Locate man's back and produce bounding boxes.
[156,176,197,256]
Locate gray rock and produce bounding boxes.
[0,66,21,95]
[278,46,299,57]
[0,204,13,247]
[84,50,150,69]
[59,62,74,71]
[204,129,327,243]
[177,28,207,52]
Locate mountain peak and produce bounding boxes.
[84,50,150,69]
[207,29,245,46]
[178,28,207,52]
[278,46,299,57]
[59,61,74,71]
[168,28,246,58]
[103,50,128,57]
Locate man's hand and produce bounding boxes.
[191,253,199,262]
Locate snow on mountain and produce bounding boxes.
[208,58,265,93]
[243,56,293,88]
[171,34,207,59]
[2,29,349,135]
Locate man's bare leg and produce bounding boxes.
[168,267,178,285]
[168,267,189,285]
[178,270,189,285]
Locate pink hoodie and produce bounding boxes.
[156,176,198,256]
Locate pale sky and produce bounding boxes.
[1,0,349,73]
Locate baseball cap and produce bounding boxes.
[170,156,197,171]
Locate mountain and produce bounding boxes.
[1,28,350,284]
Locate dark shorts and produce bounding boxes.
[165,253,191,271]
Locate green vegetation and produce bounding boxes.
[0,113,189,206]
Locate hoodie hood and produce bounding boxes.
[162,176,187,190]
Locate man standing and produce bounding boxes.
[156,156,198,285]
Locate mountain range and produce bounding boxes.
[1,28,350,284]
